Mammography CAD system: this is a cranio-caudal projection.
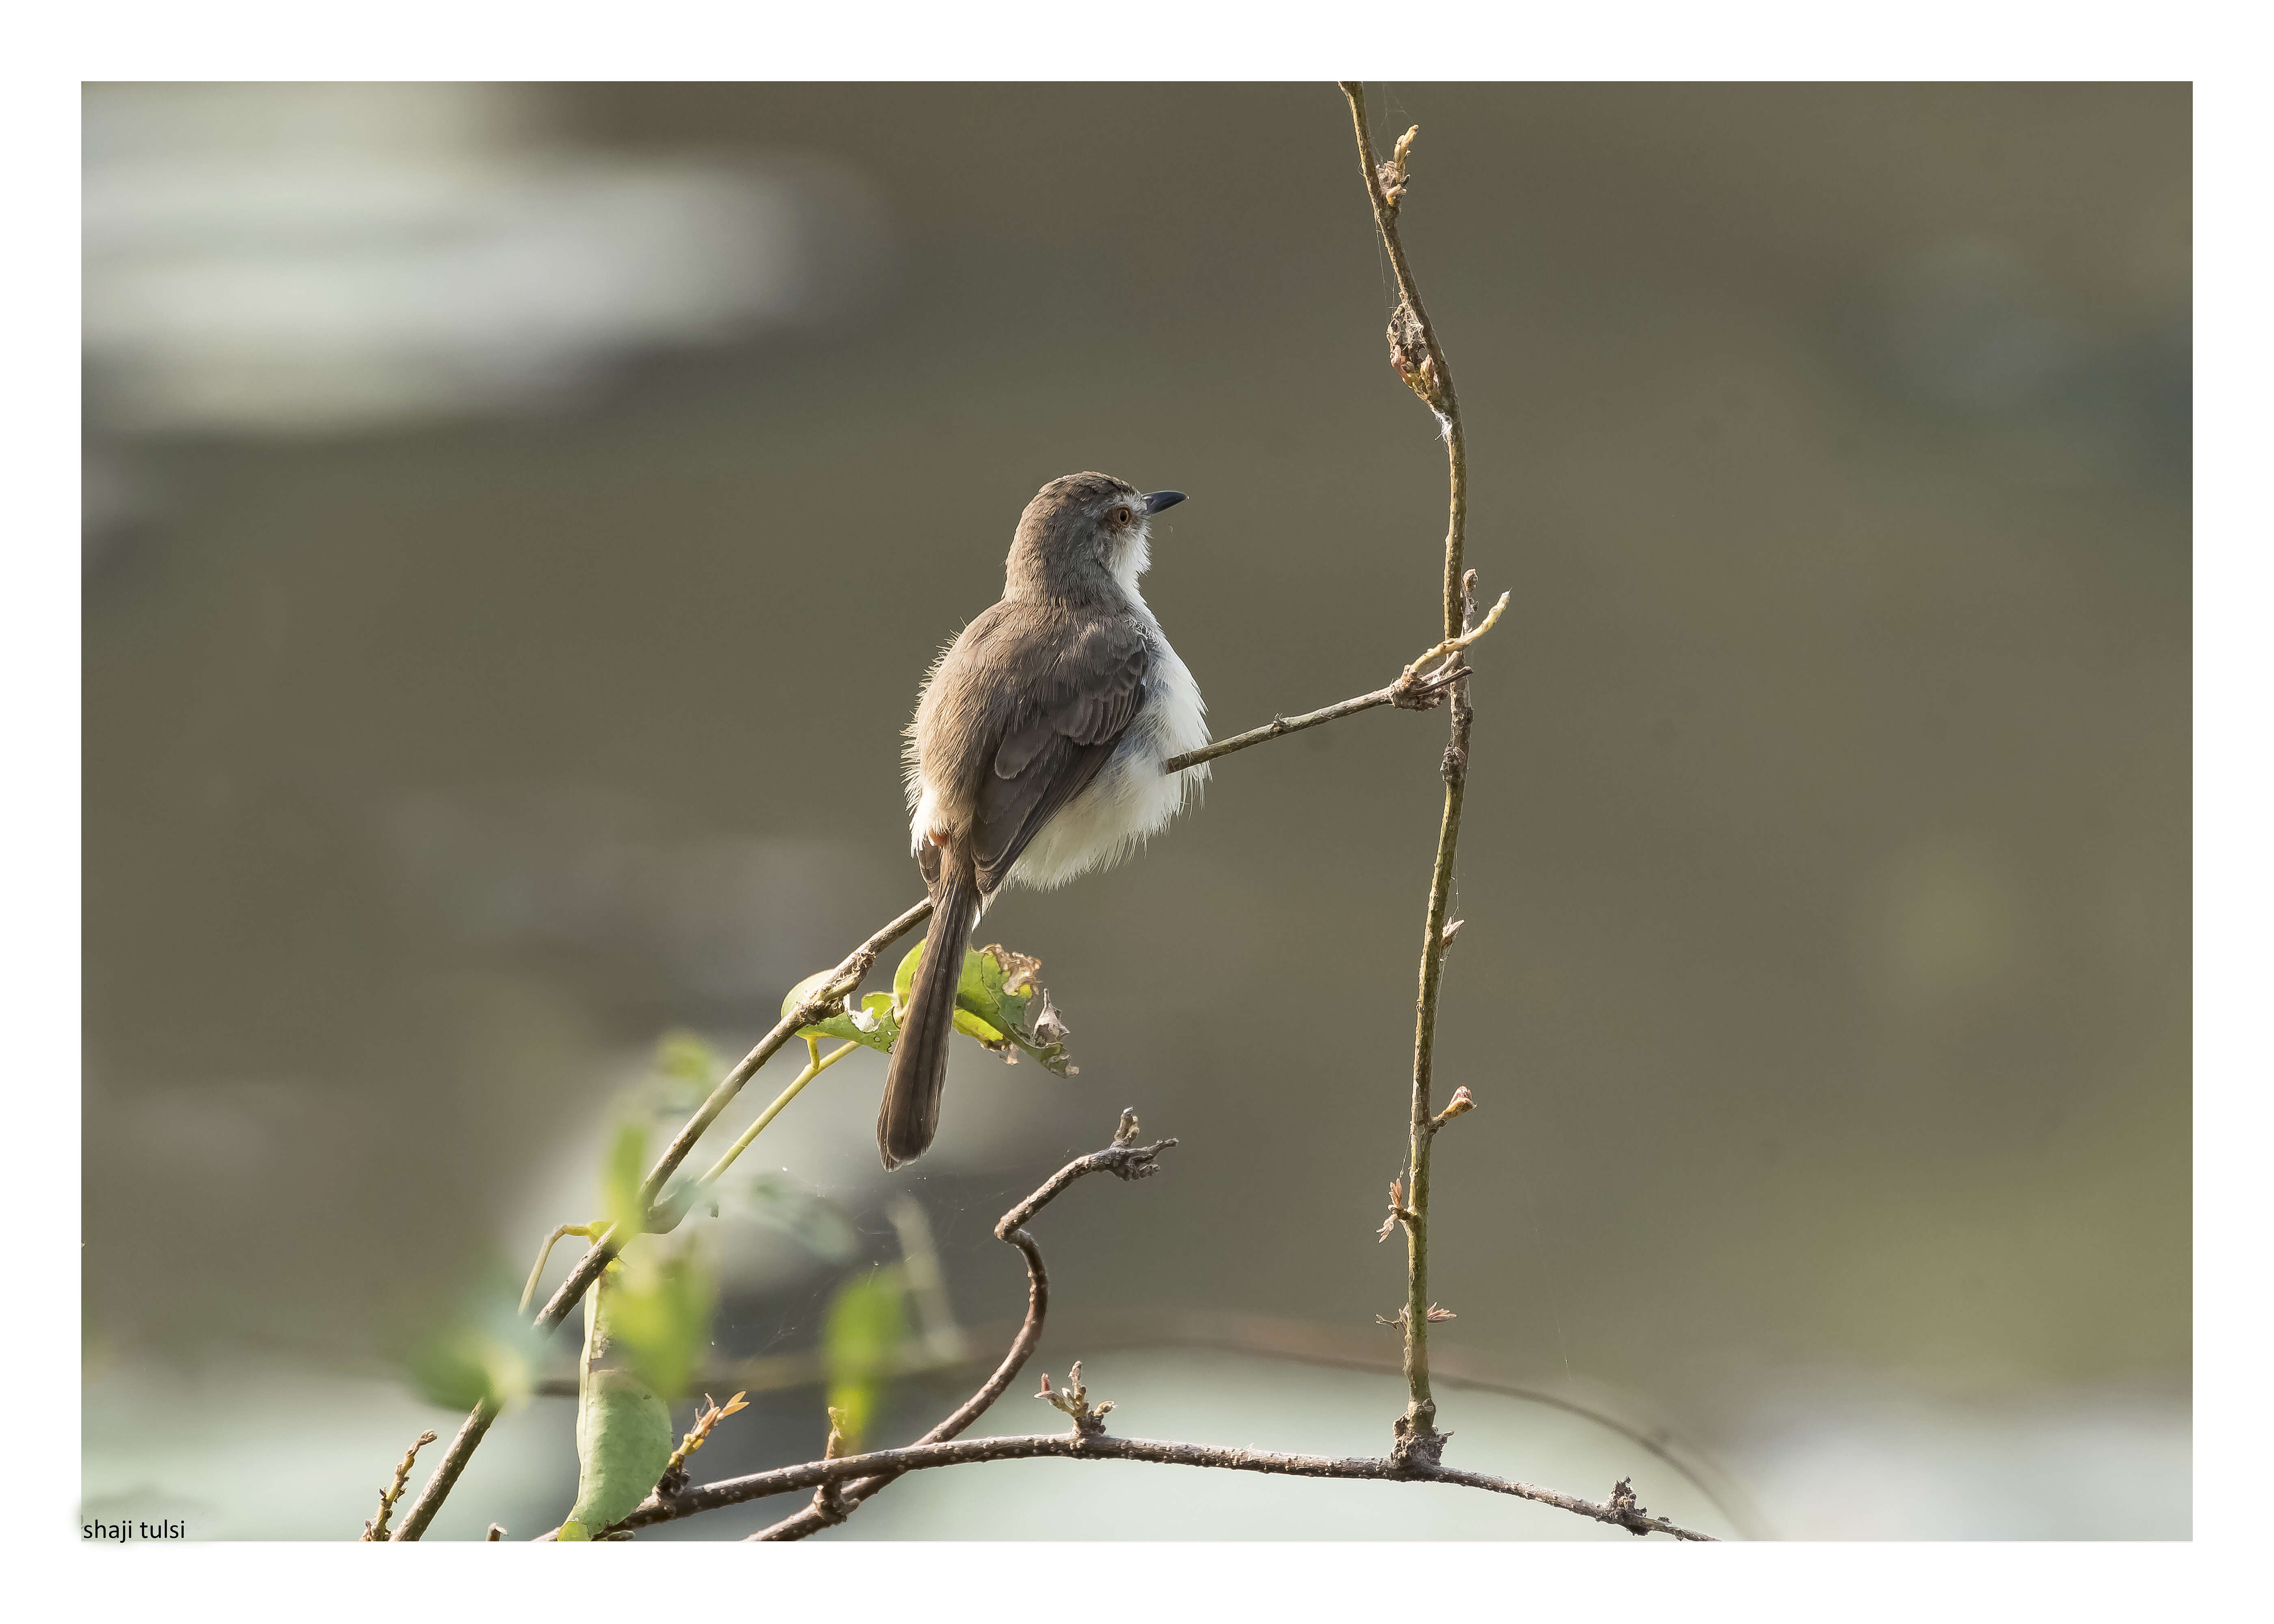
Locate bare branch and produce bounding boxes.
[388,1399,498,1542]
[1339,79,1481,1469]
[1161,603,1505,776]
[1340,88,1467,639]
[573,1430,1714,1542]
[741,1116,1176,1541]
[360,1428,438,1541]
[525,1303,1769,1537]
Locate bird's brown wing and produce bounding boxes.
[969,614,1152,894]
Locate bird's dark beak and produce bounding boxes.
[1142,490,1187,514]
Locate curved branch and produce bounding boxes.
[743,1119,1176,1541]
[537,1116,1179,1541]
[601,1431,1713,1542]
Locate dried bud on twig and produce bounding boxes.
[1607,1477,1656,1536]
[1036,1361,1116,1439]
[1375,124,1419,211]
[659,1391,752,1499]
[1377,1175,1417,1242]
[1387,301,1441,410]
[1428,1086,1477,1133]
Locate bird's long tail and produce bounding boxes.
[878,855,981,1169]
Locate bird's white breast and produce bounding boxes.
[904,514,1207,894]
[1007,613,1208,890]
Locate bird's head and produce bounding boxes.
[1007,472,1186,605]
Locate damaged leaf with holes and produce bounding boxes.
[782,971,903,1055]
[891,941,1078,1075]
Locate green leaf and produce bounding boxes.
[782,974,901,1054]
[737,1173,860,1263]
[601,1122,648,1242]
[821,1266,907,1454]
[646,1029,720,1116]
[653,1029,719,1086]
[894,941,1079,1076]
[401,1317,539,1414]
[563,1262,679,1534]
[604,1245,716,1404]
[791,941,1078,1074]
[391,1262,545,1413]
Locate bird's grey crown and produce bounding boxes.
[1004,471,1152,607]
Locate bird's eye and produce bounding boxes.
[1113,505,1133,525]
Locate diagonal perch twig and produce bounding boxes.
[1163,600,1505,777]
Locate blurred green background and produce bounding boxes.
[82,82,2189,1540]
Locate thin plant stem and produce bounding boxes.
[1340,80,1476,1463]
[518,1223,601,1318]
[699,1039,862,1186]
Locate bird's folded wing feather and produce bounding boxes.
[971,614,1152,893]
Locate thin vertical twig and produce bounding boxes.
[1339,80,1476,1468]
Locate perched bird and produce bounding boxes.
[880,473,1209,1168]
